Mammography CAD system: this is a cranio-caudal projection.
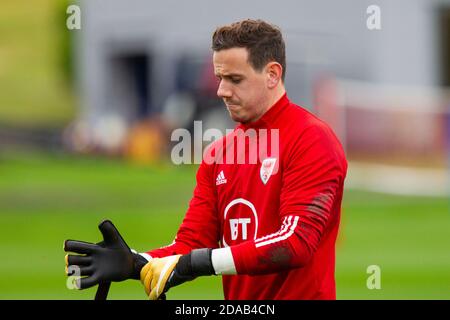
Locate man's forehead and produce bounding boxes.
[213,48,250,74]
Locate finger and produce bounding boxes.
[64,240,98,254]
[140,262,152,283]
[78,265,95,276]
[65,263,69,275]
[65,264,95,277]
[140,262,153,296]
[66,254,92,266]
[76,275,100,289]
[150,268,167,300]
[150,268,160,297]
[65,257,82,276]
[153,257,179,297]
[98,220,128,248]
[149,287,159,300]
[143,267,153,296]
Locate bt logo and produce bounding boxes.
[229,218,251,241]
[222,198,258,247]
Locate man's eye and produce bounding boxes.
[231,78,242,84]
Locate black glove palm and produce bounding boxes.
[64,220,147,289]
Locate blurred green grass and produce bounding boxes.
[0,151,449,299]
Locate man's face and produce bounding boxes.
[213,48,269,123]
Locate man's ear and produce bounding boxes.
[266,62,283,89]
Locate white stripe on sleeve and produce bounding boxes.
[255,216,292,243]
[255,216,300,248]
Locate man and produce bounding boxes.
[64,19,347,300]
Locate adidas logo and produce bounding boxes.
[216,170,227,186]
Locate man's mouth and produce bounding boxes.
[226,103,240,109]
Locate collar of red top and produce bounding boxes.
[237,93,290,130]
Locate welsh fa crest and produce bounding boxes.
[260,158,277,185]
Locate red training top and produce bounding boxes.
[147,93,348,299]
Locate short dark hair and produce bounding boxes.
[212,19,286,81]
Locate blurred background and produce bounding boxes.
[0,0,449,299]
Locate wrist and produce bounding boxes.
[175,248,215,278]
[132,252,151,280]
[211,247,237,275]
[183,248,215,277]
[164,249,215,291]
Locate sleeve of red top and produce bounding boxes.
[145,160,220,258]
[231,123,347,275]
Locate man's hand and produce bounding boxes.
[140,248,215,300]
[140,255,181,300]
[64,220,148,289]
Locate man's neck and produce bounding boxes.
[251,85,286,123]
[266,85,286,112]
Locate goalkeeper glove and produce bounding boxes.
[140,248,215,300]
[64,219,148,289]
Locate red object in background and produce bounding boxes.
[313,74,341,137]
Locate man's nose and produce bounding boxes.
[217,81,232,98]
